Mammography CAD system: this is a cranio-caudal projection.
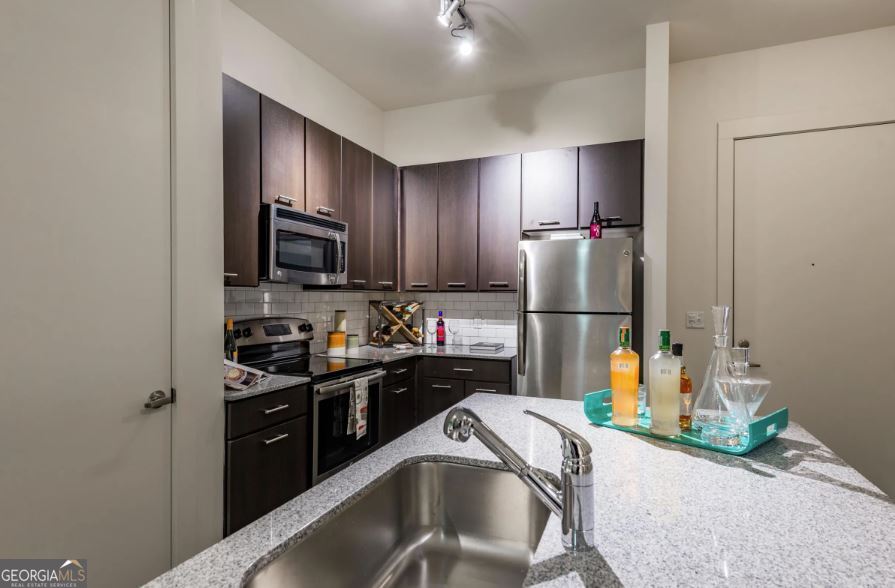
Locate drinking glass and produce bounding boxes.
[448,322,461,346]
[425,320,437,347]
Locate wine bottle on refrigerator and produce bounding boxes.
[436,311,446,346]
[589,202,602,239]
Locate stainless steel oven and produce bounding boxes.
[260,204,348,286]
[312,368,386,484]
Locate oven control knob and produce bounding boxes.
[297,324,308,332]
[242,327,252,338]
[305,324,314,332]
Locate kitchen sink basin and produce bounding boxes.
[245,461,552,588]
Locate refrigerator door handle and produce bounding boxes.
[518,248,527,311]
[517,311,526,376]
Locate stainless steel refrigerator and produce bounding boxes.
[517,238,634,400]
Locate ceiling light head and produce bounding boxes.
[437,0,461,28]
[458,38,474,57]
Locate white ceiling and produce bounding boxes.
[232,0,895,110]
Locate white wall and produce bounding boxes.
[383,69,645,166]
[668,25,895,388]
[222,0,384,154]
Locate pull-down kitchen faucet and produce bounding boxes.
[443,407,595,551]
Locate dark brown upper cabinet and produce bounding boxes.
[306,119,342,220]
[478,154,521,291]
[260,96,305,209]
[437,159,479,292]
[341,139,373,289]
[401,164,438,291]
[521,147,578,231]
[371,155,398,291]
[578,139,643,228]
[222,74,260,287]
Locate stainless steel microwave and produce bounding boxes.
[260,204,348,286]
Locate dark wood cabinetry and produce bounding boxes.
[222,74,261,287]
[521,147,578,231]
[578,139,643,228]
[417,357,514,421]
[437,159,479,291]
[419,377,465,421]
[478,154,521,291]
[341,139,373,289]
[371,155,398,291]
[260,95,305,208]
[306,119,342,219]
[225,384,310,536]
[401,164,438,291]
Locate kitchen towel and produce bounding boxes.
[353,377,369,439]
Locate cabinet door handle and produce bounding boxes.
[262,404,290,415]
[537,220,560,226]
[317,206,335,216]
[393,387,408,394]
[488,281,509,287]
[474,388,497,393]
[276,195,297,206]
[378,281,394,287]
[447,282,466,288]
[263,433,289,445]
[224,272,239,278]
[351,279,367,284]
[453,368,474,373]
[410,282,429,288]
[392,368,408,375]
[431,384,453,389]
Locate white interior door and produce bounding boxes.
[733,122,895,495]
[0,2,172,586]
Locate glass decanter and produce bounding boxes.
[692,305,732,433]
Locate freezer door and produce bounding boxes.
[517,312,632,400]
[518,238,633,313]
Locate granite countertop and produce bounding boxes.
[224,374,311,402]
[148,394,894,587]
[324,344,517,363]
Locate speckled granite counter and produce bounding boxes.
[147,394,894,587]
[224,374,310,402]
[323,344,517,363]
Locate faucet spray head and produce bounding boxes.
[443,407,476,442]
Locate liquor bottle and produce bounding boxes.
[649,330,681,436]
[225,319,238,362]
[673,342,693,431]
[609,326,639,426]
[589,202,602,239]
[436,311,446,346]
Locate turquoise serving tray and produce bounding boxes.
[583,389,789,455]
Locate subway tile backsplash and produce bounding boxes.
[225,285,518,353]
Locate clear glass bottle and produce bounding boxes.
[610,326,639,426]
[649,330,681,436]
[692,306,732,432]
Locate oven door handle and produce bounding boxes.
[315,369,387,398]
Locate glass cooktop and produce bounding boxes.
[255,354,381,383]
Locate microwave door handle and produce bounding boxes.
[333,232,342,277]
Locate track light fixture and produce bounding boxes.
[437,0,474,57]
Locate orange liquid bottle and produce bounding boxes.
[610,326,640,426]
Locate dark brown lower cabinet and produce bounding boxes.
[382,381,416,444]
[225,415,308,535]
[419,378,465,422]
[464,381,510,397]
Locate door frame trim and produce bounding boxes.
[716,101,895,318]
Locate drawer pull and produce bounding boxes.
[410,282,429,288]
[489,281,509,287]
[537,220,561,226]
[453,368,474,373]
[447,282,466,288]
[475,388,498,393]
[262,404,290,415]
[431,385,453,389]
[393,387,408,394]
[392,368,408,375]
[351,279,367,284]
[263,433,289,445]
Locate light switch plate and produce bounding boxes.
[686,311,704,329]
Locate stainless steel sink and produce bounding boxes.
[245,461,552,588]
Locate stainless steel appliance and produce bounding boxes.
[517,238,634,400]
[234,317,384,485]
[260,204,348,286]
